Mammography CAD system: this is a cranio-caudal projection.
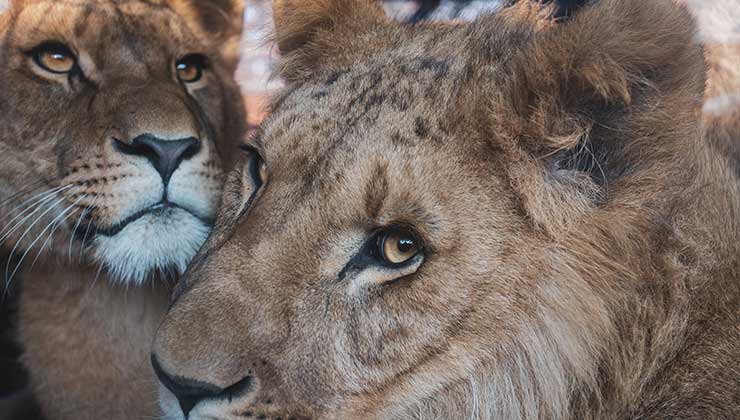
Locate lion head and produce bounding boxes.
[152,1,740,419]
[0,0,245,284]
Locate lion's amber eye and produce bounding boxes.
[378,229,421,265]
[32,42,76,74]
[176,54,208,83]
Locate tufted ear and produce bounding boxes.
[490,0,705,236]
[168,0,245,74]
[272,0,386,82]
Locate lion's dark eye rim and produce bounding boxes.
[337,226,424,283]
[29,41,78,74]
[239,144,267,189]
[248,153,264,189]
[235,144,268,218]
[176,53,209,83]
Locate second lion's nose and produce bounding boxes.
[114,134,200,184]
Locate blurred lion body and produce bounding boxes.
[152,1,740,419]
[0,0,245,418]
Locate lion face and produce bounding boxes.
[152,0,715,419]
[0,0,245,283]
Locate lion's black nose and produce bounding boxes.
[151,355,221,418]
[151,355,253,418]
[114,135,200,185]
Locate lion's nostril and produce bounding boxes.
[113,134,200,185]
[151,355,220,417]
[151,355,253,418]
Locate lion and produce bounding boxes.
[0,0,245,419]
[151,0,740,419]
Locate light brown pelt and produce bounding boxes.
[153,1,739,419]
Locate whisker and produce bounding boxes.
[0,193,61,248]
[68,207,87,262]
[68,197,95,262]
[29,208,80,272]
[0,184,69,224]
[79,197,98,262]
[0,179,46,208]
[4,194,69,281]
[5,195,86,292]
[91,261,105,289]
[31,200,86,272]
[0,185,74,244]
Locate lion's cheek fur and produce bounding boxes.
[333,247,616,420]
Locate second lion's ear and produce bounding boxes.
[272,0,386,82]
[168,0,245,74]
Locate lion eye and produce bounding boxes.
[32,42,76,74]
[176,53,208,83]
[377,228,421,265]
[234,145,268,218]
[240,145,268,188]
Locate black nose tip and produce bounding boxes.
[114,135,200,184]
[151,355,222,418]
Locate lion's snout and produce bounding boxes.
[152,354,254,418]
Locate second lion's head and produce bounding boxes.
[0,0,246,283]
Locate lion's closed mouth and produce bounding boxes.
[94,202,214,237]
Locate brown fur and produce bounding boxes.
[154,1,740,419]
[0,0,245,419]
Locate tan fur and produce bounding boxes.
[154,1,739,419]
[0,0,245,418]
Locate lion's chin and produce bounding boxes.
[92,207,211,285]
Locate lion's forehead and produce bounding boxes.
[250,55,492,225]
[12,0,190,56]
[263,52,475,167]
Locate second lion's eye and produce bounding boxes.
[176,54,208,83]
[235,144,268,217]
[32,42,77,74]
[240,144,268,188]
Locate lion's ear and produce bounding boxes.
[168,0,245,74]
[273,0,386,82]
[494,0,705,236]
